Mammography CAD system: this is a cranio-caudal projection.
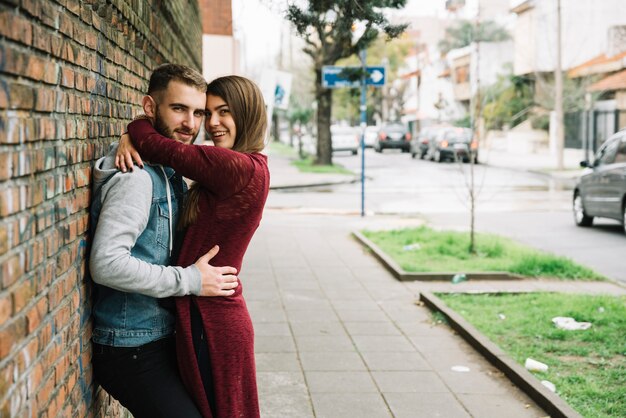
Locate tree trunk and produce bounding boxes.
[315,68,333,166]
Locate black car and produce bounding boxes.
[573,129,626,234]
[428,127,478,163]
[374,123,411,153]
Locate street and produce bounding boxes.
[267,148,626,284]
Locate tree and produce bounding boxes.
[482,67,534,130]
[438,20,510,54]
[333,35,413,124]
[285,1,408,165]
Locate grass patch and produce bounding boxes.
[436,292,626,418]
[362,226,604,280]
[291,156,353,174]
[268,140,353,175]
[268,140,298,157]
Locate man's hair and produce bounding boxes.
[207,75,267,153]
[148,64,207,96]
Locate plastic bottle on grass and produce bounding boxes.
[451,273,467,284]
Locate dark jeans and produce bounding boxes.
[92,337,202,418]
[191,302,217,414]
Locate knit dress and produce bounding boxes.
[128,119,269,418]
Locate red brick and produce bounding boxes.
[0,316,26,359]
[53,304,70,332]
[0,151,10,181]
[0,292,12,325]
[9,84,35,110]
[34,88,56,112]
[11,278,35,314]
[25,296,48,333]
[61,67,75,88]
[1,252,25,288]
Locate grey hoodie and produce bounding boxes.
[89,145,201,297]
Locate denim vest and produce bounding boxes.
[90,164,186,347]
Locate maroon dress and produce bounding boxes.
[128,119,269,418]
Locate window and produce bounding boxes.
[614,139,626,163]
[596,137,620,165]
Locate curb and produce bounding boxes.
[419,291,583,418]
[270,177,360,190]
[352,231,525,281]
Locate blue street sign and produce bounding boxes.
[322,66,386,88]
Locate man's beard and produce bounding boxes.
[154,106,197,143]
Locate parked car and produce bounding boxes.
[410,125,450,159]
[427,127,478,163]
[363,126,379,148]
[573,129,626,234]
[374,122,411,153]
[330,125,359,155]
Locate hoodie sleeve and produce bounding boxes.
[89,169,202,297]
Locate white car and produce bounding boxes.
[363,126,379,148]
[330,125,359,155]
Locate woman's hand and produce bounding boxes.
[115,133,144,172]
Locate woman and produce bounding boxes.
[118,75,268,417]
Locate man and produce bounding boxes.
[89,64,235,417]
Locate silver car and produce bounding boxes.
[573,128,626,234]
[331,125,359,155]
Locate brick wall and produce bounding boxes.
[0,0,203,416]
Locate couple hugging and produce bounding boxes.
[90,64,269,418]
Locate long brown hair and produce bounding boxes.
[179,76,267,228]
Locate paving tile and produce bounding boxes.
[255,352,302,372]
[384,393,472,418]
[287,308,339,322]
[343,321,402,336]
[361,351,431,371]
[438,369,510,394]
[372,371,450,393]
[352,335,415,352]
[335,308,390,322]
[330,299,382,311]
[311,393,392,418]
[253,322,291,337]
[418,348,489,372]
[254,335,296,353]
[295,335,355,352]
[289,321,347,337]
[257,372,314,418]
[456,393,544,418]
[393,319,447,336]
[250,308,287,323]
[323,288,373,300]
[305,371,378,393]
[299,351,367,371]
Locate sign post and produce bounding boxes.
[322,64,385,217]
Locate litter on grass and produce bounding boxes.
[525,358,548,372]
[541,380,556,392]
[451,273,467,284]
[402,243,421,251]
[552,316,592,330]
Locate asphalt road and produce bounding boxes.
[267,148,626,285]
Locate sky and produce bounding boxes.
[232,0,449,70]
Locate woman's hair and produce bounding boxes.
[207,75,267,153]
[180,76,267,228]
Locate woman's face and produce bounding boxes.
[205,94,236,149]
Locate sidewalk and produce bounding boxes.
[246,212,548,417]
[253,146,623,417]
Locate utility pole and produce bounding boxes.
[555,0,564,169]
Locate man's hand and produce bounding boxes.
[194,245,239,297]
[115,133,144,173]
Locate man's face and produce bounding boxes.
[150,80,206,144]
